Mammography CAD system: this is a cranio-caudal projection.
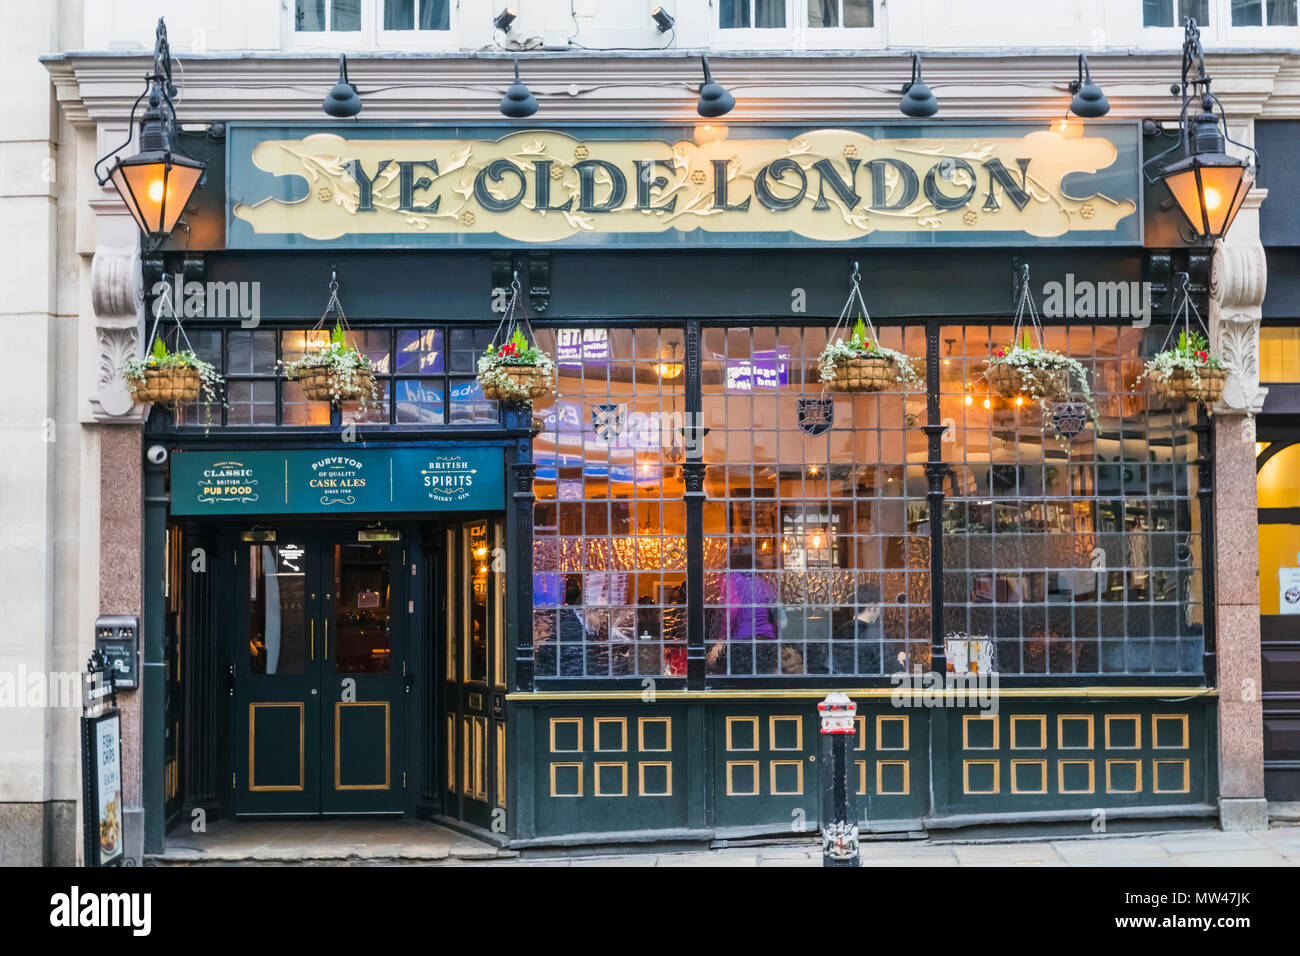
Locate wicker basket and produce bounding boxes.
[479,364,554,403]
[986,361,1069,401]
[129,366,202,405]
[291,365,373,402]
[824,355,897,393]
[1153,366,1227,405]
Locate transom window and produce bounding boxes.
[293,0,451,35]
[161,325,497,429]
[720,0,788,29]
[1142,0,1211,27]
[1231,0,1298,25]
[807,0,873,28]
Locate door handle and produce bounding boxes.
[310,619,315,661]
[226,663,235,696]
[324,619,329,661]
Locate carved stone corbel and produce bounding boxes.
[1209,238,1268,416]
[89,244,147,423]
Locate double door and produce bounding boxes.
[232,527,406,815]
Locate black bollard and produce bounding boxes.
[819,692,860,867]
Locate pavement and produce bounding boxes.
[153,816,1300,866]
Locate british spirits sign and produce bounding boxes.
[169,447,506,515]
[227,123,1141,248]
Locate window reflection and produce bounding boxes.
[249,544,308,675]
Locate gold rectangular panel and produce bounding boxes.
[769,715,803,751]
[248,702,305,792]
[1057,759,1096,794]
[726,760,760,796]
[1152,714,1190,749]
[1152,759,1191,794]
[637,716,672,752]
[1010,759,1048,794]
[962,714,999,750]
[725,716,759,752]
[1057,714,1095,749]
[334,701,391,791]
[593,762,629,797]
[637,761,673,797]
[1105,759,1143,794]
[1104,714,1142,750]
[876,715,910,751]
[549,716,583,753]
[768,760,804,796]
[1010,715,1047,750]
[549,761,584,798]
[962,759,1000,795]
[594,717,628,752]
[876,760,911,796]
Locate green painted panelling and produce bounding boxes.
[515,698,1215,840]
[532,705,689,837]
[939,703,1211,815]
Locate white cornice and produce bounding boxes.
[43,51,1300,126]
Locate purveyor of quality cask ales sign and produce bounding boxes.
[226,122,1141,248]
[169,447,505,515]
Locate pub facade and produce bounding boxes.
[12,2,1291,862]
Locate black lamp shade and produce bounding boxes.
[899,80,938,117]
[500,60,538,118]
[323,54,362,117]
[1159,152,1253,241]
[697,56,734,118]
[1070,79,1109,118]
[107,149,204,237]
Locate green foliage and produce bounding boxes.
[329,321,347,347]
[151,337,168,361]
[850,314,868,345]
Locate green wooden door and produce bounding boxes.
[444,519,507,829]
[320,532,406,813]
[232,529,323,815]
[231,527,406,815]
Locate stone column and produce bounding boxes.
[1208,190,1269,831]
[90,245,148,863]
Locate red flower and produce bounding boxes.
[500,342,518,357]
[995,347,1006,358]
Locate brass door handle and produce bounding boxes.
[310,619,315,661]
[325,619,329,660]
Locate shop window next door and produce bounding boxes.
[445,520,507,829]
[232,529,406,815]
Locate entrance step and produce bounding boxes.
[149,819,515,866]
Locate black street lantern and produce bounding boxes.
[1145,19,1257,243]
[93,18,205,243]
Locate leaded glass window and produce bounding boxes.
[530,328,689,679]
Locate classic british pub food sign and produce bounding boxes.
[169,447,505,515]
[226,122,1142,248]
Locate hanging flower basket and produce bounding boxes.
[1138,330,1228,405]
[983,333,1097,422]
[985,354,1070,401]
[818,315,922,393]
[281,323,377,405]
[123,338,221,407]
[477,328,556,404]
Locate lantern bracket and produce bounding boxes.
[1141,17,1259,187]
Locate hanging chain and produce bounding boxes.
[491,270,537,349]
[830,261,880,345]
[143,279,197,357]
[1157,273,1208,354]
[313,277,351,333]
[1010,263,1045,351]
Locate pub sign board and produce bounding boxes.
[227,122,1142,249]
[169,446,505,516]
